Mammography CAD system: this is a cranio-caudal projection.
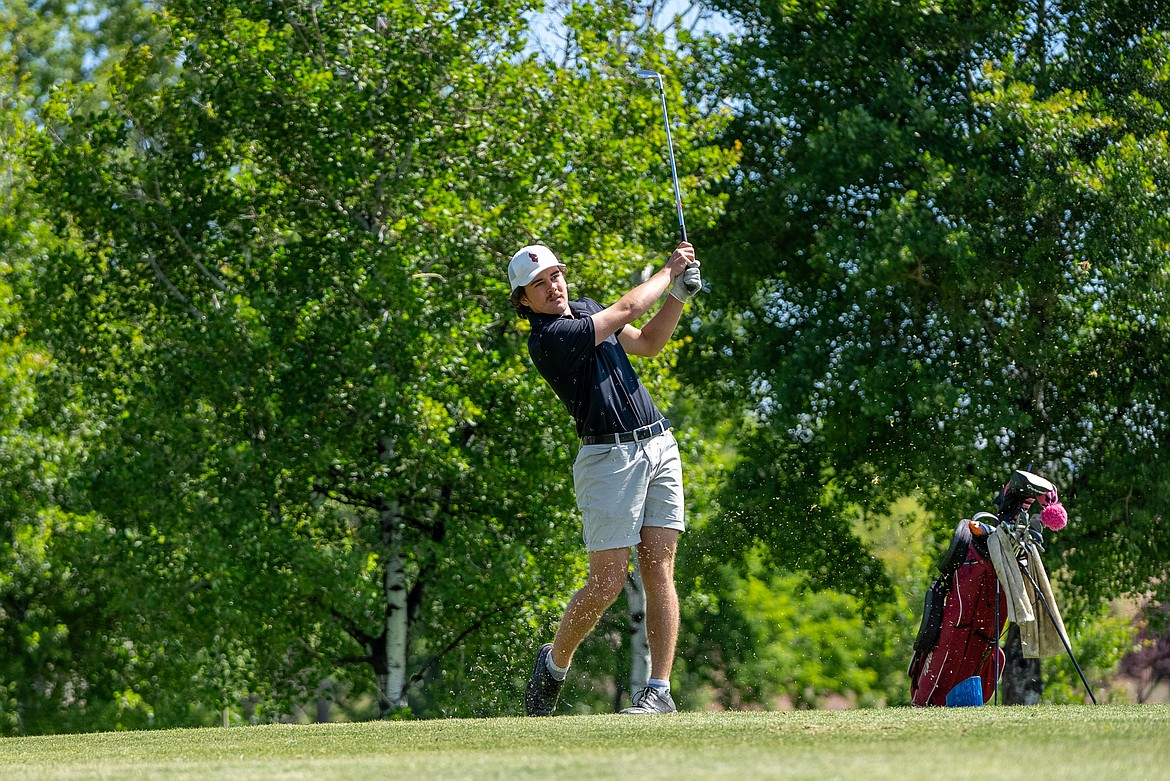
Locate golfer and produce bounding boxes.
[508,241,701,716]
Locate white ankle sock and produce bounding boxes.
[647,678,670,692]
[546,654,569,681]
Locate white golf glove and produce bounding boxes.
[669,260,702,303]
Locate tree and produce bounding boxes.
[2,58,111,735]
[1,0,162,111]
[691,0,1169,700]
[21,0,736,725]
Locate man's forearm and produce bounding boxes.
[634,295,685,355]
[614,267,675,323]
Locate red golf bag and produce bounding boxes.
[909,468,1096,707]
[908,517,1006,706]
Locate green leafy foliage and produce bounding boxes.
[1043,599,1139,705]
[0,91,125,734]
[8,0,1165,731]
[673,495,933,710]
[1,0,162,112]
[12,0,737,729]
[695,0,1170,611]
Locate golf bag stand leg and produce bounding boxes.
[995,581,1000,706]
[1018,565,1099,705]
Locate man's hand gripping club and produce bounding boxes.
[669,260,702,302]
[668,244,701,303]
[592,242,697,356]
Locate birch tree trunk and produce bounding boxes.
[377,506,410,717]
[625,552,651,698]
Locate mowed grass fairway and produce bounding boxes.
[2,705,1168,780]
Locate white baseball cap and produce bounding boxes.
[508,244,566,292]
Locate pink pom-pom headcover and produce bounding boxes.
[1041,503,1067,531]
[1038,489,1068,531]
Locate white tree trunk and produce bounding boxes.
[380,509,410,716]
[625,552,651,696]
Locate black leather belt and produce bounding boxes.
[581,419,671,446]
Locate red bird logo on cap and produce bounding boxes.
[529,252,539,263]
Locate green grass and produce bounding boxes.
[2,705,1168,780]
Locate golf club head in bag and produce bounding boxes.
[994,469,1055,512]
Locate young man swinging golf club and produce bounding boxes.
[509,241,701,716]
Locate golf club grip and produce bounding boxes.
[684,259,700,293]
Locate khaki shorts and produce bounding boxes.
[572,430,685,552]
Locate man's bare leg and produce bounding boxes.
[550,546,630,669]
[636,526,680,681]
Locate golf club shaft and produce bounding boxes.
[654,83,687,243]
[637,70,697,294]
[639,70,687,243]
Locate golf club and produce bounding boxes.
[1017,561,1099,705]
[636,69,688,244]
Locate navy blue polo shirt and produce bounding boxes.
[527,298,663,440]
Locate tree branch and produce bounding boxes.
[407,596,527,686]
[144,251,207,319]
